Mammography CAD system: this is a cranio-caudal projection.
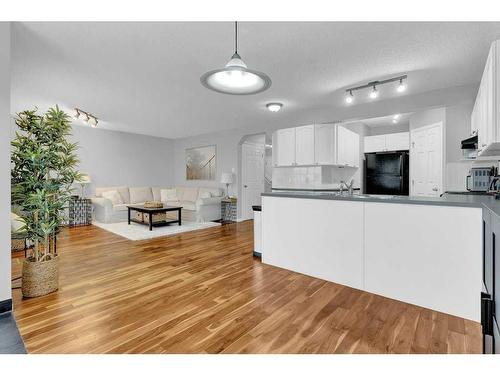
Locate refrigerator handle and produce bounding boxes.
[400,154,404,193]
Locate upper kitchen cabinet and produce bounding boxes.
[336,125,360,167]
[295,125,315,165]
[314,123,336,164]
[273,124,359,168]
[364,132,410,153]
[364,135,386,153]
[275,127,296,166]
[473,39,500,157]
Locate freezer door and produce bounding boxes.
[365,152,402,175]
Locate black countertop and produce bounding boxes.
[262,191,500,218]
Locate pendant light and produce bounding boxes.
[200,22,272,95]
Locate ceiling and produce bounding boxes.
[357,113,412,128]
[11,22,500,139]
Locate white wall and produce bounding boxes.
[70,125,175,195]
[368,122,409,136]
[1,23,11,305]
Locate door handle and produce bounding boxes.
[244,185,248,188]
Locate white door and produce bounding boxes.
[242,142,265,221]
[410,123,443,197]
[275,128,296,166]
[364,135,386,153]
[295,125,315,165]
[385,132,410,151]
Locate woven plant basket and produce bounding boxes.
[22,256,59,298]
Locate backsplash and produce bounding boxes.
[272,166,358,190]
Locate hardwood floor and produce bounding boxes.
[11,221,482,354]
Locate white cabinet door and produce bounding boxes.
[336,126,350,165]
[314,123,336,165]
[364,135,386,153]
[385,132,410,151]
[348,129,360,167]
[272,131,278,167]
[294,125,315,165]
[275,128,296,166]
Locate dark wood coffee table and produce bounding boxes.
[127,204,182,231]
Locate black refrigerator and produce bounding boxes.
[364,151,409,195]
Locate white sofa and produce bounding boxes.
[92,186,223,223]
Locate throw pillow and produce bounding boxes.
[161,188,178,202]
[11,212,25,233]
[102,190,123,205]
[199,192,211,199]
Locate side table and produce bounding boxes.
[221,198,237,223]
[69,196,92,226]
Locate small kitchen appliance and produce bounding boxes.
[466,166,497,192]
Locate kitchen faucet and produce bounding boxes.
[340,180,354,195]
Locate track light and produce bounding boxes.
[345,90,354,104]
[72,108,99,128]
[72,108,81,120]
[397,78,407,93]
[344,74,407,105]
[369,86,379,99]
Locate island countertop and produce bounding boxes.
[261,190,483,321]
[262,190,500,217]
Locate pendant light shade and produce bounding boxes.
[200,22,271,95]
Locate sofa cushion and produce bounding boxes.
[178,187,199,202]
[129,187,153,204]
[199,187,222,198]
[179,200,196,211]
[11,212,25,233]
[102,190,123,205]
[161,188,178,202]
[152,187,162,202]
[112,204,129,212]
[96,186,130,204]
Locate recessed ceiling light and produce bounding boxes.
[397,78,407,93]
[393,114,401,120]
[266,103,283,112]
[345,90,354,104]
[369,86,379,99]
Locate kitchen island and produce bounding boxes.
[261,191,486,322]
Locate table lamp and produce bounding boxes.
[77,174,92,198]
[220,172,233,198]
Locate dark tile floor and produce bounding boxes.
[0,312,26,354]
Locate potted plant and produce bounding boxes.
[11,106,81,298]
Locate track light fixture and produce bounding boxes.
[397,78,407,93]
[344,75,407,105]
[73,108,98,128]
[345,90,354,104]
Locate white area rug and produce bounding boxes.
[92,220,220,241]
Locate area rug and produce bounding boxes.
[92,220,220,241]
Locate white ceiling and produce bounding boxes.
[11,22,500,139]
[357,113,412,128]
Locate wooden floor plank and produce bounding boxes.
[11,221,481,354]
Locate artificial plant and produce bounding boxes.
[11,106,81,262]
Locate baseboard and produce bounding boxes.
[0,299,12,314]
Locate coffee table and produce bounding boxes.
[127,204,182,231]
